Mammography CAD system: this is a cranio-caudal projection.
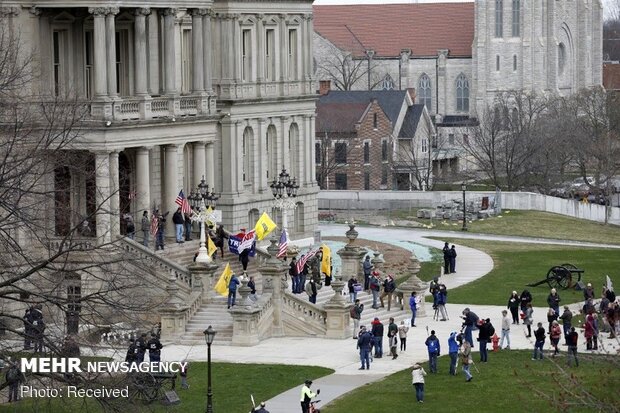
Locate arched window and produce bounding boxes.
[495,0,503,38]
[294,201,305,233]
[380,74,394,90]
[512,0,520,37]
[242,127,253,184]
[558,43,566,76]
[418,74,432,110]
[456,74,469,112]
[288,123,299,178]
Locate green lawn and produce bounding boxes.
[0,363,333,413]
[387,210,620,245]
[323,351,620,413]
[433,239,620,306]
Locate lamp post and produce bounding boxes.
[204,325,217,413]
[189,177,220,263]
[270,168,299,233]
[461,182,468,231]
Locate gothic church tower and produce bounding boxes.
[472,0,603,117]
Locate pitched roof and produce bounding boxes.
[318,90,407,124]
[316,102,369,133]
[399,104,426,138]
[603,62,620,90]
[313,3,475,58]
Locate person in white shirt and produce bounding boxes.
[500,310,511,349]
[411,363,427,403]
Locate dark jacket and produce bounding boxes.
[357,331,373,350]
[383,278,396,293]
[136,336,148,354]
[289,260,298,277]
[567,331,578,347]
[519,290,532,307]
[478,322,493,340]
[534,327,546,342]
[147,337,163,354]
[547,293,561,308]
[560,309,573,326]
[371,321,384,337]
[463,311,478,327]
[507,295,520,310]
[172,211,184,225]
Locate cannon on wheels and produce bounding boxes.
[122,372,178,404]
[527,263,584,290]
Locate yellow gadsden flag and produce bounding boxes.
[321,244,331,277]
[254,212,277,241]
[207,236,217,257]
[213,263,233,296]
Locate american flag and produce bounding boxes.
[175,190,192,215]
[149,214,159,236]
[238,230,256,253]
[296,248,319,274]
[277,229,288,258]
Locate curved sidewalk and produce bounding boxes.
[158,225,618,412]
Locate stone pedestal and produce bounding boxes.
[323,275,351,339]
[188,261,219,304]
[159,276,189,341]
[337,223,367,284]
[230,277,262,346]
[258,236,288,337]
[396,253,427,317]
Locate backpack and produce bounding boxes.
[427,338,439,353]
[350,306,357,319]
[488,324,495,337]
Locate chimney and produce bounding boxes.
[407,87,416,103]
[319,80,331,95]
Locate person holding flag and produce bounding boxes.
[320,245,332,286]
[277,229,288,259]
[237,229,256,273]
[213,263,240,308]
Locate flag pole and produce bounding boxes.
[194,199,213,263]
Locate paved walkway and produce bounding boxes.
[98,225,618,412]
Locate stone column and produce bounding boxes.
[134,8,150,96]
[256,118,267,191]
[305,14,314,86]
[436,49,448,116]
[109,151,120,238]
[279,116,289,173]
[106,8,119,98]
[303,114,312,186]
[94,151,111,245]
[164,144,179,235]
[336,223,367,284]
[202,11,213,93]
[395,253,427,317]
[90,8,108,99]
[231,14,240,83]
[258,237,289,337]
[192,9,205,93]
[193,141,206,189]
[135,147,151,214]
[147,11,160,95]
[159,276,190,341]
[256,14,265,84]
[205,142,215,189]
[324,274,351,339]
[188,261,219,304]
[163,8,178,95]
[220,15,232,81]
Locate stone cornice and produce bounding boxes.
[162,8,178,17]
[0,6,20,16]
[134,7,151,17]
[106,6,119,16]
[88,7,107,16]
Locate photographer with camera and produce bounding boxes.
[300,380,320,413]
[461,308,479,346]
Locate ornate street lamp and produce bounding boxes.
[191,177,220,263]
[204,325,217,413]
[461,182,468,232]
[270,168,299,233]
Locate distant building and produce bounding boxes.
[315,85,436,191]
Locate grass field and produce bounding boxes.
[0,363,333,413]
[322,350,620,413]
[383,210,620,245]
[433,239,620,306]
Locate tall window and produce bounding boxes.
[496,55,501,71]
[315,142,321,164]
[265,29,275,81]
[52,30,68,96]
[242,29,252,82]
[66,274,82,313]
[381,140,388,162]
[363,142,370,164]
[289,123,299,177]
[116,30,130,96]
[512,0,520,37]
[266,125,277,179]
[181,29,192,93]
[495,0,503,38]
[364,173,370,190]
[456,74,469,112]
[288,29,298,80]
[335,173,347,190]
[381,74,394,90]
[421,138,428,153]
[513,55,518,71]
[84,31,93,99]
[335,142,347,164]
[242,127,252,183]
[418,74,432,110]
[381,166,388,185]
[373,113,378,129]
[558,43,566,75]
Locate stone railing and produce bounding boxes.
[117,237,192,295]
[281,292,327,335]
[46,237,96,252]
[151,98,169,115]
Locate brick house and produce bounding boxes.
[316,83,435,190]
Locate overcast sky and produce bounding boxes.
[313,0,616,19]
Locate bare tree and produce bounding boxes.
[461,91,551,190]
[0,25,168,411]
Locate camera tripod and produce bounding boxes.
[433,304,449,321]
